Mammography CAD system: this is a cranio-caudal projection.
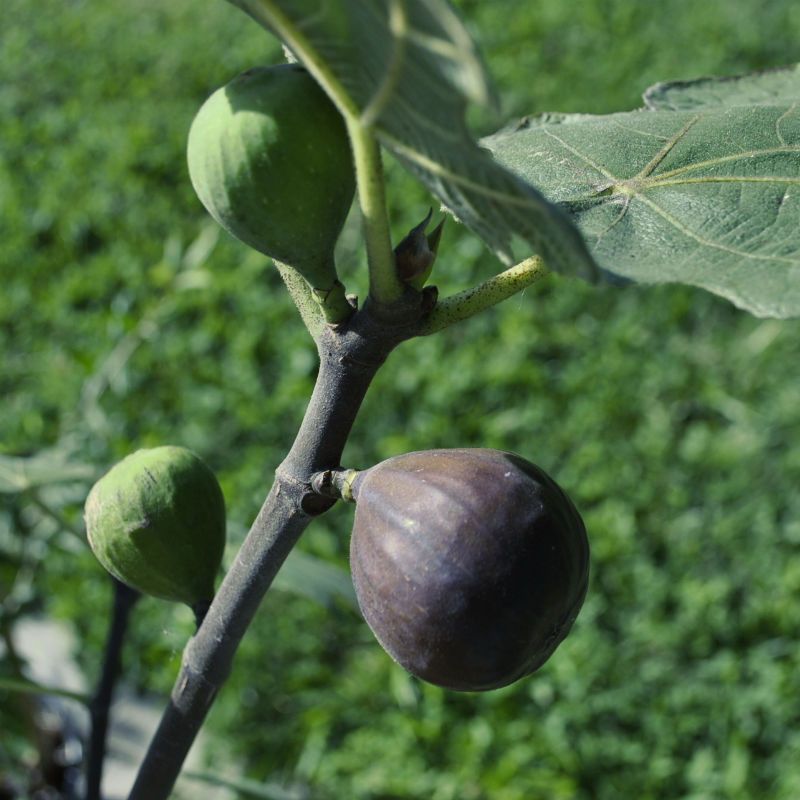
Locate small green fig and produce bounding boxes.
[84,446,226,610]
[187,64,355,292]
[348,449,589,691]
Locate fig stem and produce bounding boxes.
[274,260,325,338]
[310,468,360,502]
[190,598,212,630]
[309,279,355,326]
[275,262,354,333]
[127,293,429,800]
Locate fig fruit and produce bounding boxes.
[348,448,589,691]
[187,64,355,291]
[84,446,226,609]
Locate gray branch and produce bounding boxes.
[127,291,430,800]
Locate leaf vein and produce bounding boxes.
[540,128,620,182]
[651,145,800,181]
[647,175,800,189]
[636,194,800,265]
[636,115,700,179]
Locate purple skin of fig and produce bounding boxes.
[349,449,589,692]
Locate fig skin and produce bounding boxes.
[84,446,226,607]
[349,449,589,691]
[187,64,355,289]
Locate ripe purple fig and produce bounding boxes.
[348,448,589,691]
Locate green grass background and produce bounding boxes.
[2,0,800,798]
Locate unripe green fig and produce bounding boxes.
[84,446,226,610]
[348,449,589,691]
[187,64,355,290]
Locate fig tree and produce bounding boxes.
[348,448,589,691]
[84,446,226,611]
[187,64,355,295]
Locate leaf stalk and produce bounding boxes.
[347,120,405,306]
[421,256,548,334]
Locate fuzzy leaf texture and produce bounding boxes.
[482,65,800,318]
[226,0,598,280]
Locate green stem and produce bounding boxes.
[275,262,354,334]
[274,261,325,338]
[420,257,549,335]
[309,281,354,326]
[346,120,403,306]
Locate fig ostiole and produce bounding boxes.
[345,448,590,692]
[187,64,355,322]
[84,446,226,620]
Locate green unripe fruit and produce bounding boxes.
[84,447,226,609]
[187,64,355,289]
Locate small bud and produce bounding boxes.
[394,208,445,290]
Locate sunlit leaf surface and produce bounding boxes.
[483,66,800,317]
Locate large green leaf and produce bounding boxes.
[645,64,800,110]
[482,66,800,318]
[226,0,597,279]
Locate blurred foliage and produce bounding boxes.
[1,0,800,798]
